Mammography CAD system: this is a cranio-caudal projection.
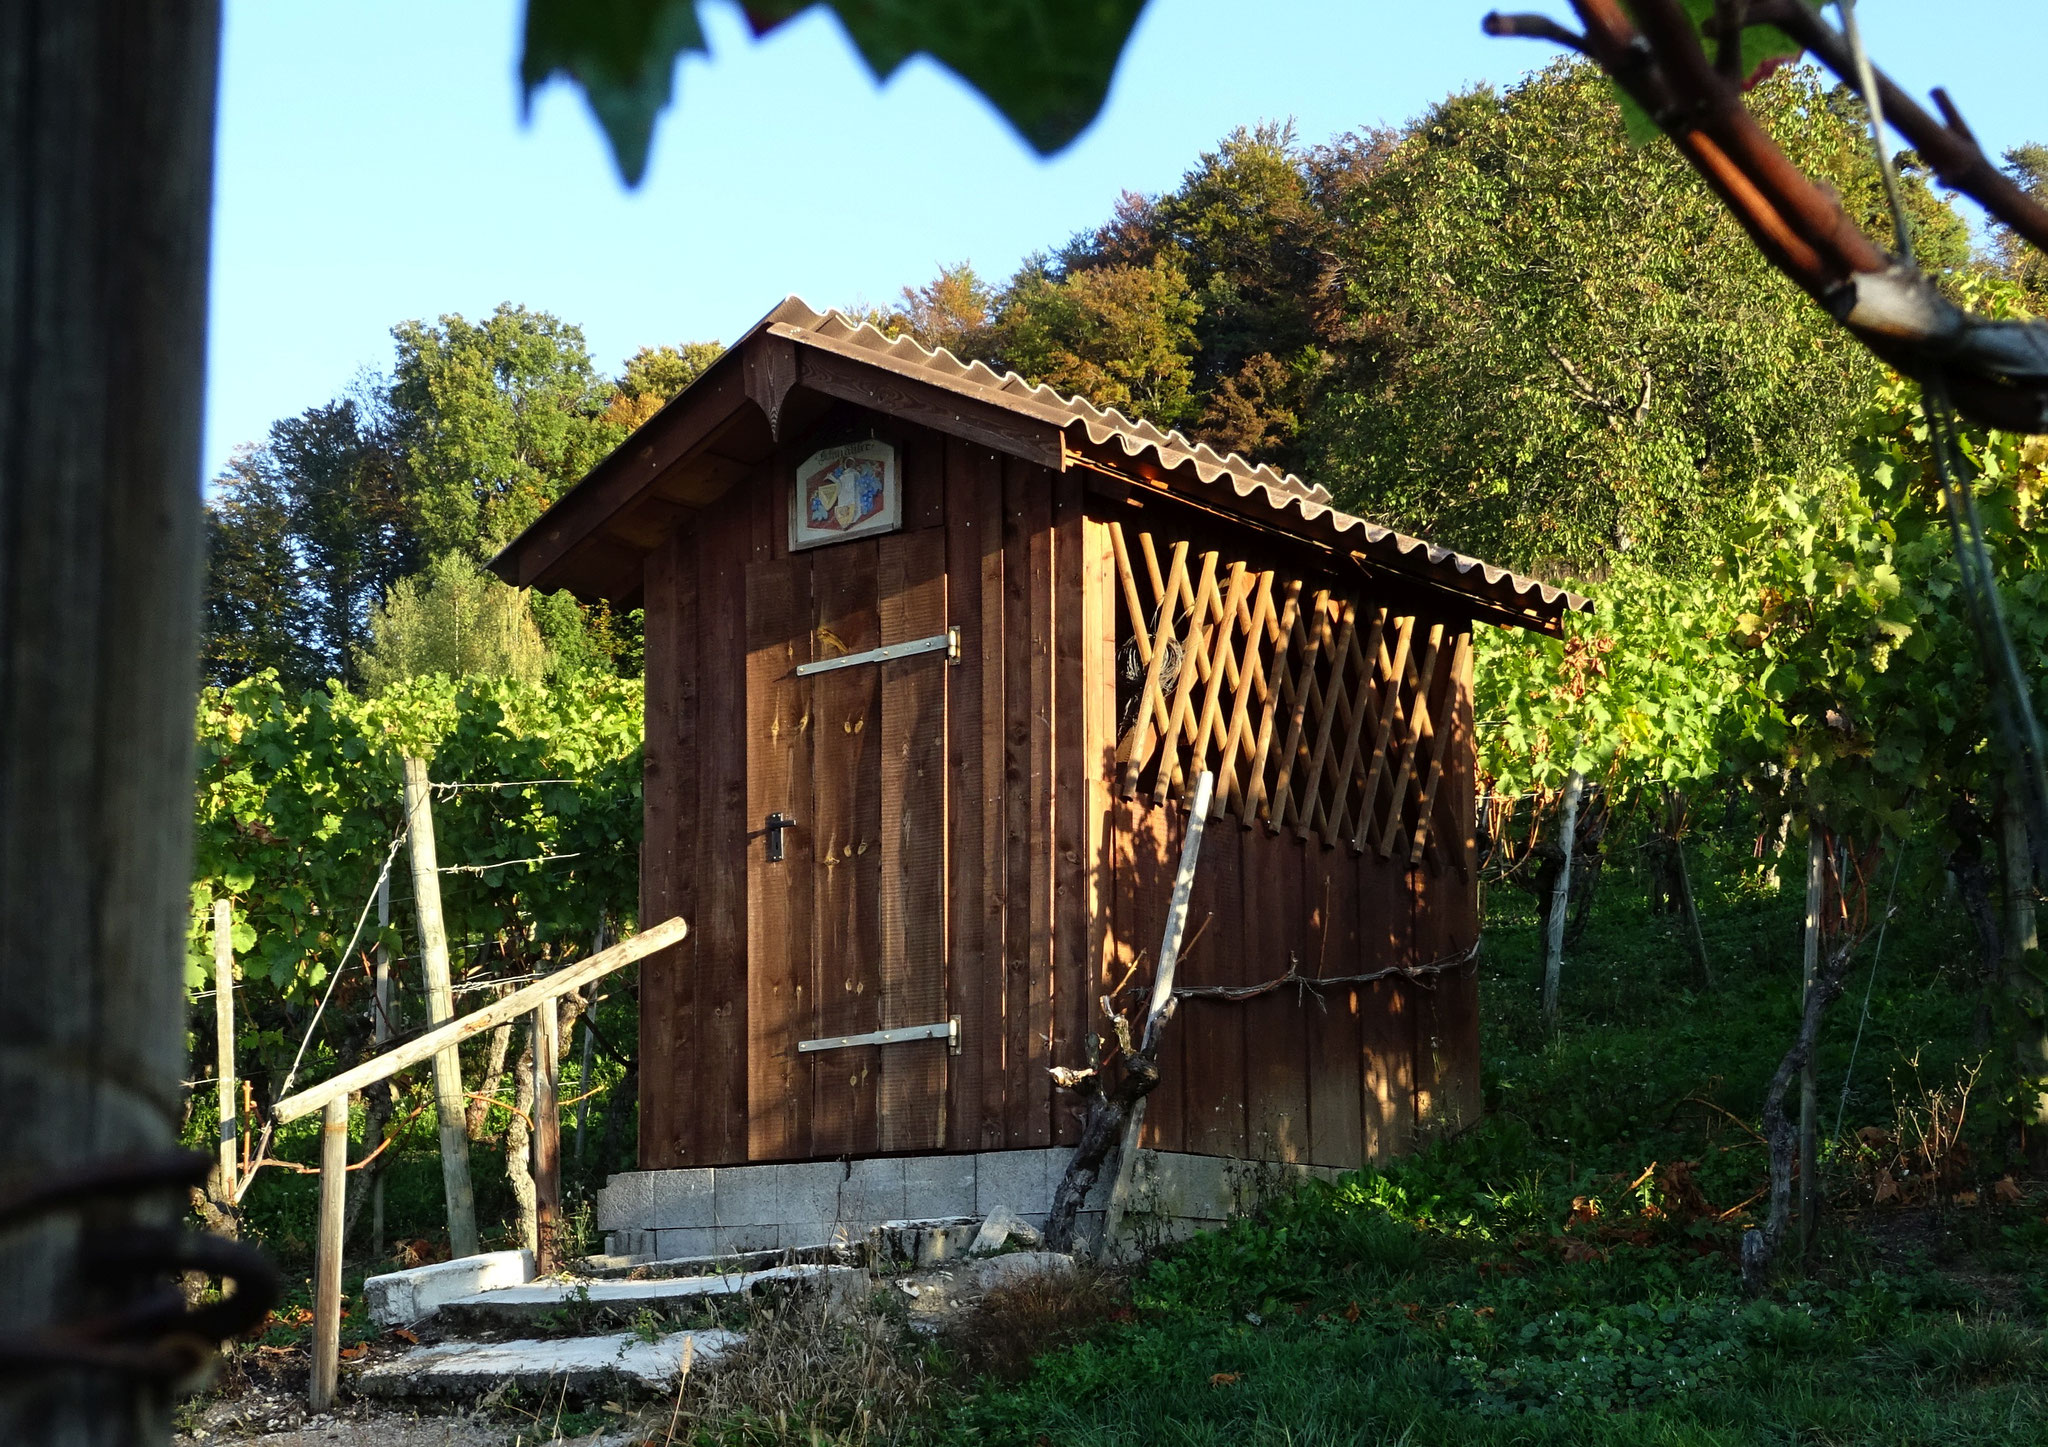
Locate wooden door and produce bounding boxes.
[745,531,952,1161]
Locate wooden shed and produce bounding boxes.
[491,298,1586,1176]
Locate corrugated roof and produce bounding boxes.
[753,298,1589,625]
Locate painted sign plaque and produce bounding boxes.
[790,439,900,550]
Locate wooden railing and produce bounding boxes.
[280,915,688,1409]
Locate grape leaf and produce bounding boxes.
[522,0,1151,185]
[1608,1,1813,147]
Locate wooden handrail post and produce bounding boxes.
[533,996,561,1273]
[212,897,238,1200]
[402,755,480,1259]
[310,1094,349,1412]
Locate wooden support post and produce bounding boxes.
[1542,771,1585,1029]
[370,871,391,1258]
[1798,825,1824,1254]
[402,755,479,1260]
[212,897,238,1199]
[576,922,604,1166]
[310,1094,349,1412]
[533,996,561,1273]
[1098,771,1214,1255]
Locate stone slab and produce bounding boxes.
[364,1250,534,1328]
[433,1263,862,1330]
[356,1329,741,1398]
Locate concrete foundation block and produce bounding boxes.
[653,1168,716,1230]
[714,1163,782,1228]
[905,1155,977,1219]
[1145,1151,1233,1220]
[780,1160,844,1225]
[713,1223,781,1255]
[653,1227,718,1260]
[975,1148,1053,1216]
[839,1156,906,1224]
[364,1249,534,1328]
[595,1172,655,1234]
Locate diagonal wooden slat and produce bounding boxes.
[1350,615,1417,852]
[1376,621,1447,857]
[1215,573,1278,820]
[1243,579,1305,827]
[1270,590,1333,831]
[1151,552,1224,806]
[1120,539,1191,796]
[1295,600,1359,843]
[1321,607,1391,848]
[1188,564,1253,794]
[1409,627,1473,865]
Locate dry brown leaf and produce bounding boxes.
[1995,1176,2024,1204]
[1209,1373,1240,1387]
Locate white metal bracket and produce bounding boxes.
[798,1016,961,1055]
[796,626,959,678]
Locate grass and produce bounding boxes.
[200,834,2048,1445]
[922,839,2048,1447]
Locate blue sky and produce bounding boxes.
[206,0,2047,479]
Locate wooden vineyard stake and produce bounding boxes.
[211,897,237,1200]
[401,755,480,1260]
[533,996,561,1272]
[371,870,391,1257]
[310,1095,349,1412]
[1799,827,1823,1255]
[1542,771,1585,1029]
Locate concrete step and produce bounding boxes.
[430,1262,864,1333]
[356,1328,741,1400]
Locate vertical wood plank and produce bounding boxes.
[1305,843,1365,1169]
[745,555,814,1160]
[1051,475,1090,1146]
[639,528,697,1169]
[1024,464,1058,1147]
[1358,851,1416,1162]
[975,447,1009,1149]
[877,528,951,1151]
[945,438,990,1151]
[1181,822,1246,1158]
[695,501,751,1164]
[809,540,885,1156]
[1084,516,1121,1106]
[904,425,946,530]
[1242,834,1307,1162]
[1128,798,1184,1153]
[1001,458,1057,1146]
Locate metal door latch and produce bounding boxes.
[764,812,797,863]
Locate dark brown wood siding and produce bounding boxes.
[637,404,1481,1169]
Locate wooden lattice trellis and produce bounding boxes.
[1111,522,1471,863]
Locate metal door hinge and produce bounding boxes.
[798,1015,960,1055]
[796,626,959,678]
